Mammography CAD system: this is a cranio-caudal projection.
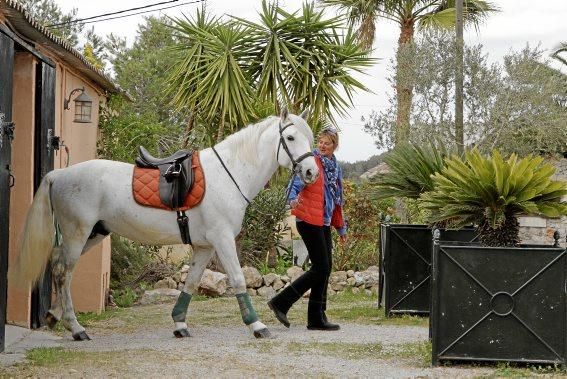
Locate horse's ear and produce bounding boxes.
[299,109,309,120]
[280,106,289,120]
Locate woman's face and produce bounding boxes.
[317,135,336,157]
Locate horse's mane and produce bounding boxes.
[218,115,313,164]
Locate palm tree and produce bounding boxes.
[237,1,375,130]
[168,10,258,142]
[168,2,374,142]
[319,0,498,145]
[551,41,567,67]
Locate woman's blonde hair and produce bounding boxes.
[317,127,339,148]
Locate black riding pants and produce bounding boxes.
[271,221,332,320]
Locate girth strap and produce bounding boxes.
[177,210,191,245]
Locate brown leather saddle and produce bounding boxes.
[135,146,194,209]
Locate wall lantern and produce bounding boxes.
[64,87,93,123]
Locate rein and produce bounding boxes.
[212,146,252,205]
[212,117,313,207]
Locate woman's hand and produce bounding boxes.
[339,234,347,244]
[290,199,299,209]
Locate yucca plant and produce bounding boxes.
[421,149,567,247]
[368,141,447,200]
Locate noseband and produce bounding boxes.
[277,119,314,173]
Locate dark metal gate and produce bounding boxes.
[0,31,15,353]
[379,224,477,316]
[30,62,56,329]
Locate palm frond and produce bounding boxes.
[367,141,447,200]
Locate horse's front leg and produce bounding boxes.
[210,236,271,339]
[171,246,214,338]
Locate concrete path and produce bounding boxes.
[1,325,61,366]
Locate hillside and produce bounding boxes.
[339,153,386,181]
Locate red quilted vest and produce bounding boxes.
[291,157,345,228]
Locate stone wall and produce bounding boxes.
[519,158,567,248]
[140,265,379,304]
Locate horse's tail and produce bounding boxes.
[9,171,57,289]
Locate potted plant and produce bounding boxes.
[370,142,477,316]
[423,149,567,367]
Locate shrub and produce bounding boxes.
[110,235,177,297]
[112,287,138,308]
[239,184,290,268]
[332,180,396,271]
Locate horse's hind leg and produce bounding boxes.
[210,236,271,338]
[172,245,214,338]
[48,233,106,332]
[51,234,93,341]
[45,246,65,329]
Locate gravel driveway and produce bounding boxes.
[0,296,532,378]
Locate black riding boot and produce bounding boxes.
[267,282,303,328]
[307,300,340,331]
[322,276,329,323]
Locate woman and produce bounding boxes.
[268,127,347,331]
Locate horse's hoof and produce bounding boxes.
[173,328,191,338]
[45,312,58,329]
[253,328,272,339]
[72,331,91,341]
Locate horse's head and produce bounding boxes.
[277,108,319,184]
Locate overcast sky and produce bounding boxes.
[55,0,567,162]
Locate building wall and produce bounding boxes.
[6,49,111,327]
[7,52,36,327]
[56,66,111,313]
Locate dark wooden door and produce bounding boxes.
[30,62,56,329]
[0,32,15,353]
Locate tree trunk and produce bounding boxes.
[395,20,415,146]
[183,108,196,149]
[455,0,465,154]
[216,112,226,142]
[477,216,520,247]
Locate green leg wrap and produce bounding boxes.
[236,293,258,325]
[171,292,192,322]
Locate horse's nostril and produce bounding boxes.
[306,169,312,178]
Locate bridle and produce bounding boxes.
[213,117,314,207]
[276,118,314,173]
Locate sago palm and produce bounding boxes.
[368,141,447,199]
[319,0,498,144]
[421,149,567,247]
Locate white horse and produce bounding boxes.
[11,108,318,340]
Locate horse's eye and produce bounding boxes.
[286,135,295,141]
